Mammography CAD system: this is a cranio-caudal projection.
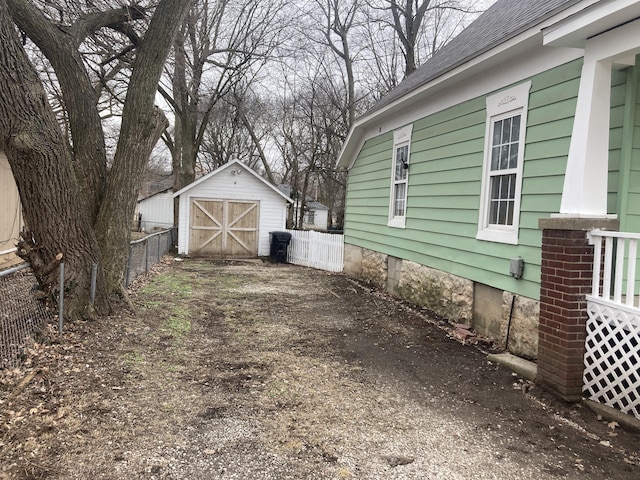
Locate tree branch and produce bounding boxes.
[6,0,107,222]
[69,5,146,46]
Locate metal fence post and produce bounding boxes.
[125,247,132,287]
[144,237,149,274]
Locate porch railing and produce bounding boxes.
[589,229,640,306]
[584,230,640,419]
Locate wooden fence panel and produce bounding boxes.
[285,230,344,272]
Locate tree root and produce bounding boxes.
[117,285,136,314]
[9,369,39,400]
[16,229,63,288]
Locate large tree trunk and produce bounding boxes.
[0,0,102,318]
[171,28,187,227]
[95,0,191,294]
[170,25,196,215]
[0,0,191,317]
[5,0,142,223]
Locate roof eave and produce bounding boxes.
[172,159,293,203]
[336,0,597,171]
[544,0,640,48]
[138,188,173,203]
[336,29,542,170]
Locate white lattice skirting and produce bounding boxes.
[584,297,640,419]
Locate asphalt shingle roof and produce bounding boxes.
[276,185,329,210]
[366,0,581,116]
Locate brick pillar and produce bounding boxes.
[537,217,618,401]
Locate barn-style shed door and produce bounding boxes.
[189,199,258,257]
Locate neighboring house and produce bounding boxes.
[0,150,24,270]
[303,199,329,231]
[135,188,174,232]
[338,0,640,406]
[277,185,330,231]
[174,160,292,258]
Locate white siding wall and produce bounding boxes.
[137,192,174,232]
[304,208,329,231]
[176,167,288,256]
[0,151,23,268]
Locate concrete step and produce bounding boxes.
[487,352,537,381]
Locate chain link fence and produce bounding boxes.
[125,227,177,287]
[0,228,177,368]
[0,265,53,369]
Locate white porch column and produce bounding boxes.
[559,54,612,216]
[556,18,640,217]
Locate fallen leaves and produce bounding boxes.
[2,260,640,480]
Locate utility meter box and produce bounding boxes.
[510,257,524,279]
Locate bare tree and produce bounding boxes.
[0,0,190,317]
[268,58,350,229]
[360,19,402,100]
[162,0,286,200]
[367,0,482,78]
[312,0,361,128]
[197,87,276,182]
[269,1,367,228]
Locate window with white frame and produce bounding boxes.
[306,209,315,225]
[477,82,531,244]
[389,125,413,228]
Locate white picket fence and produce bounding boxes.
[285,229,344,272]
[584,230,640,419]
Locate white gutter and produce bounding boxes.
[544,0,640,48]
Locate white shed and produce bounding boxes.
[136,189,174,232]
[173,160,292,258]
[303,200,330,231]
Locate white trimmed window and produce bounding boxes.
[477,82,531,245]
[306,210,315,224]
[388,124,413,228]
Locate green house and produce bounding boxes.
[337,0,640,365]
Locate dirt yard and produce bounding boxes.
[1,258,639,479]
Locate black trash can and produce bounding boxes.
[270,231,292,263]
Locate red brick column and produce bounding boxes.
[537,218,618,401]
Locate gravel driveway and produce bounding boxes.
[1,258,639,479]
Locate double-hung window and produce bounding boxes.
[477,82,531,244]
[306,210,315,225]
[389,125,413,228]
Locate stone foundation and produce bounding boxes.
[344,244,540,359]
[343,243,363,276]
[392,259,473,323]
[500,293,539,360]
[361,249,388,290]
[473,283,504,339]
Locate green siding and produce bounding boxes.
[344,58,635,301]
[620,58,640,233]
[616,58,640,294]
[608,69,628,213]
